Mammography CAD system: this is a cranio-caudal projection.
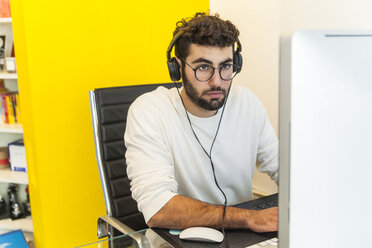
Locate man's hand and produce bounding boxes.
[245,207,278,232]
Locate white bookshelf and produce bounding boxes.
[0,123,23,134]
[0,168,28,184]
[0,18,12,24]
[0,72,17,80]
[0,216,33,233]
[0,16,32,237]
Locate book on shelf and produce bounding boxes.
[0,0,11,18]
[8,139,27,172]
[0,146,9,169]
[0,35,5,71]
[0,92,21,125]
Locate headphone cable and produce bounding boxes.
[173,82,232,238]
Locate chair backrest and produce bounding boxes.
[89,83,178,231]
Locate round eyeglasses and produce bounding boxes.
[184,61,239,82]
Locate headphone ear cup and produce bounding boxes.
[233,52,243,73]
[167,57,181,81]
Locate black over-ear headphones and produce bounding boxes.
[166,32,243,82]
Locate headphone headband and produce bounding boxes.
[235,40,242,53]
[167,32,183,60]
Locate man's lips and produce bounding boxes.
[206,91,223,98]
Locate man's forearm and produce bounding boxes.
[147,195,224,229]
[147,195,278,232]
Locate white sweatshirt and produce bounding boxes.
[124,84,278,223]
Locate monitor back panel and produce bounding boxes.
[279,30,372,248]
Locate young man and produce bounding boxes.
[124,13,278,232]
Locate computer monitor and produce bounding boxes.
[279,30,372,248]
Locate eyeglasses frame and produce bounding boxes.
[182,60,240,82]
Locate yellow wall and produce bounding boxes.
[10,1,208,247]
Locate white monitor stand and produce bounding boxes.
[279,30,372,248]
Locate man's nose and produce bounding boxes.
[208,68,222,87]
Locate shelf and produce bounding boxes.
[0,18,12,24]
[0,168,28,184]
[0,216,33,233]
[0,124,23,134]
[0,71,17,79]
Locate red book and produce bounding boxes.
[0,0,11,17]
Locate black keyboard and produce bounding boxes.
[249,200,278,210]
[234,193,278,210]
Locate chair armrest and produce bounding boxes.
[97,215,145,246]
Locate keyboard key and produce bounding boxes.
[268,240,277,245]
[245,238,278,248]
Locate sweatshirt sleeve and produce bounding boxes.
[124,96,178,223]
[256,100,279,184]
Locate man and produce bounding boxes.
[125,13,278,232]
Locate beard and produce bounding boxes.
[182,67,229,111]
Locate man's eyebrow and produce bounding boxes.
[219,58,233,65]
[191,58,213,64]
[191,57,234,65]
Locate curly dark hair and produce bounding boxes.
[173,12,240,60]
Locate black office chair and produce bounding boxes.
[89,83,179,239]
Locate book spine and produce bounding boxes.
[15,93,21,124]
[0,94,9,124]
[0,35,5,71]
[0,96,3,124]
[0,147,9,167]
[6,94,15,124]
[10,93,17,123]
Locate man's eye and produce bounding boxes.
[197,65,210,71]
[221,64,233,69]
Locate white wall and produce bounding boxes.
[210,0,280,195]
[280,0,372,31]
[210,1,280,132]
[210,0,372,195]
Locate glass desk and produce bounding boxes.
[76,227,277,248]
[76,229,173,248]
[76,195,278,248]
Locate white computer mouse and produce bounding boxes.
[179,226,224,243]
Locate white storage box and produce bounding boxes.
[8,139,27,172]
